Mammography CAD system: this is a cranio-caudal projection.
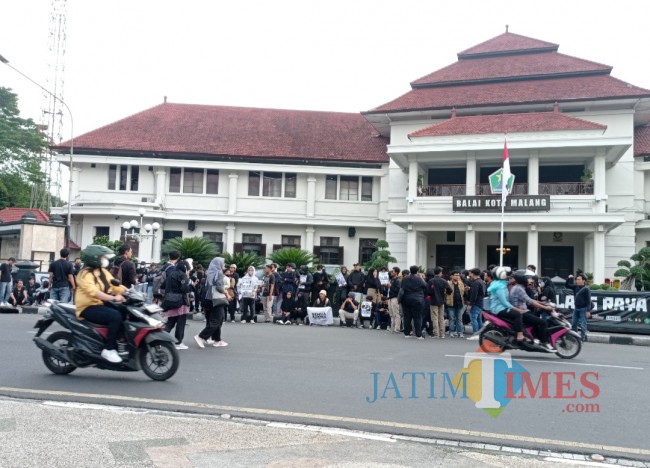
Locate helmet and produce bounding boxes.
[513,269,533,286]
[491,266,511,280]
[81,245,115,268]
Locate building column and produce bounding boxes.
[594,149,606,213]
[152,230,163,263]
[527,225,538,269]
[528,150,539,195]
[71,167,82,202]
[593,227,605,284]
[228,173,239,215]
[465,225,476,268]
[408,160,418,203]
[305,226,315,257]
[154,169,166,205]
[226,223,236,254]
[466,152,476,196]
[584,234,594,276]
[406,224,417,266]
[306,176,316,217]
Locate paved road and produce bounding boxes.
[1,314,649,461]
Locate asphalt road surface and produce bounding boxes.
[1,313,649,461]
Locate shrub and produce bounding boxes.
[161,237,217,268]
[268,248,318,271]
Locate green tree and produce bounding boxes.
[161,236,218,268]
[363,240,397,271]
[267,248,318,271]
[0,87,48,209]
[614,247,650,291]
[91,235,124,257]
[221,251,265,277]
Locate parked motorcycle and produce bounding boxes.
[33,283,179,380]
[479,309,582,359]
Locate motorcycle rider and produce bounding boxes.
[487,266,526,342]
[508,269,556,351]
[75,245,127,363]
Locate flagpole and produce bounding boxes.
[500,134,510,267]
[499,197,505,267]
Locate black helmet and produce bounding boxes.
[81,245,115,268]
[513,269,533,286]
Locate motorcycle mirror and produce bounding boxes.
[110,279,122,286]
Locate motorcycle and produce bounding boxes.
[33,282,179,381]
[478,309,582,359]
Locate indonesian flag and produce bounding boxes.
[502,139,511,205]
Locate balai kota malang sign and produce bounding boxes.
[452,195,551,212]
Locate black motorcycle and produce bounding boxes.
[33,284,179,381]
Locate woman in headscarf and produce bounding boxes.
[195,257,229,348]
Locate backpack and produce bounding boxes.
[110,261,123,282]
[152,263,174,298]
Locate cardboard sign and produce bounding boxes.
[360,301,373,318]
[378,272,390,284]
[307,306,334,326]
[335,272,347,287]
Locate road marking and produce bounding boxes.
[0,386,649,457]
[543,457,620,467]
[445,354,644,370]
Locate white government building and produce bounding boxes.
[52,31,650,283]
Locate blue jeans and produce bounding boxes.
[469,305,483,333]
[0,282,10,302]
[51,287,71,303]
[146,286,154,304]
[571,307,588,340]
[448,305,464,335]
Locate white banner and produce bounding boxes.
[378,272,389,284]
[307,306,334,326]
[360,301,373,318]
[335,272,347,287]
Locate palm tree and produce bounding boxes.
[161,237,217,268]
[614,247,650,291]
[268,248,318,271]
[221,252,265,277]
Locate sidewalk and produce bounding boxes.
[0,397,646,468]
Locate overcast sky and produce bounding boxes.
[1,0,649,139]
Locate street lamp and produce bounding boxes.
[122,208,160,242]
[0,53,74,249]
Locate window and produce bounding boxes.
[94,226,110,238]
[162,230,183,244]
[281,235,301,248]
[249,171,296,198]
[325,175,337,200]
[130,166,140,191]
[242,233,263,255]
[206,169,219,194]
[361,177,373,201]
[340,176,358,201]
[108,165,117,190]
[121,226,140,241]
[183,168,203,194]
[318,237,342,265]
[203,232,223,253]
[359,238,378,264]
[325,175,373,201]
[249,172,261,196]
[169,168,182,193]
[119,165,128,191]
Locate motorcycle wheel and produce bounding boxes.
[479,326,507,353]
[555,334,582,359]
[139,340,179,381]
[42,331,77,375]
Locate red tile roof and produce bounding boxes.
[54,104,389,164]
[411,52,611,87]
[635,124,650,156]
[0,208,50,223]
[457,32,558,58]
[368,75,650,113]
[409,111,606,138]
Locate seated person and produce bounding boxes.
[35,279,50,304]
[339,292,360,327]
[293,291,308,325]
[275,291,296,325]
[313,290,331,308]
[373,296,391,330]
[359,295,374,327]
[9,279,28,307]
[26,276,38,305]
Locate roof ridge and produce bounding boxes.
[457,31,558,58]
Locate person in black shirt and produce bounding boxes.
[0,257,16,306]
[73,258,83,276]
[9,279,28,307]
[467,268,486,334]
[48,248,75,303]
[113,244,138,289]
[401,265,428,339]
[26,276,38,305]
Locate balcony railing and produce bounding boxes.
[418,182,592,197]
[538,182,593,195]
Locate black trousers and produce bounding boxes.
[498,309,523,333]
[241,297,255,322]
[199,301,224,342]
[164,314,187,344]
[81,305,122,351]
[523,312,549,342]
[403,298,424,338]
[227,298,237,320]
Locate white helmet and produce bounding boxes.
[492,266,511,280]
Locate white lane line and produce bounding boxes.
[543,457,620,467]
[1,386,649,457]
[445,354,644,370]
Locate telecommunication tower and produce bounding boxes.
[31,0,67,211]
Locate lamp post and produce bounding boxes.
[0,53,74,249]
[122,208,160,261]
